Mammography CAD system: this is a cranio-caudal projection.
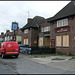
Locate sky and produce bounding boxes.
[0,1,70,34]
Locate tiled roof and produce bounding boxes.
[21,16,45,30]
[47,1,75,22]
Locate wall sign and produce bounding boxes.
[51,39,55,47]
[12,22,18,30]
[34,41,37,44]
[55,27,70,33]
[13,36,16,41]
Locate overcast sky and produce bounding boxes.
[0,1,70,34]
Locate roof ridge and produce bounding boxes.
[72,1,75,8]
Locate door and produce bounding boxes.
[45,36,50,47]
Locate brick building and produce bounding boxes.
[47,1,75,55]
[2,29,23,44]
[0,32,5,42]
[21,16,50,47]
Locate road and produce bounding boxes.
[0,54,75,74]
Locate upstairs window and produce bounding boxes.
[41,26,50,32]
[57,18,68,27]
[24,29,28,34]
[44,27,48,32]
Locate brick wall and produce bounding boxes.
[50,15,75,55]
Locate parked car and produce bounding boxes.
[19,44,31,54]
[0,42,19,58]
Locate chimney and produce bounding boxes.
[27,18,32,23]
[6,30,10,33]
[1,32,4,35]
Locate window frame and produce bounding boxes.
[57,18,68,27]
[41,26,50,32]
[63,35,69,47]
[24,29,28,34]
[56,35,62,47]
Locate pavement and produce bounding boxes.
[24,54,75,72]
[0,61,17,74]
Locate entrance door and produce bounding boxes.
[45,36,50,47]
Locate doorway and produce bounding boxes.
[45,36,50,47]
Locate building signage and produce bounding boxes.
[34,41,37,44]
[13,36,16,41]
[51,39,55,47]
[12,22,18,30]
[55,27,70,33]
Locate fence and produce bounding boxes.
[31,47,56,55]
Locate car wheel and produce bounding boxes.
[2,53,5,59]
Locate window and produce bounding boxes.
[57,18,68,27]
[63,35,69,47]
[39,37,43,46]
[41,28,44,32]
[41,26,50,32]
[7,36,10,41]
[5,37,7,41]
[5,36,10,41]
[44,27,48,32]
[10,36,12,40]
[24,39,28,44]
[48,26,50,31]
[56,36,61,46]
[16,36,22,42]
[24,29,28,34]
[63,19,68,26]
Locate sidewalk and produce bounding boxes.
[23,54,75,72]
[0,61,17,74]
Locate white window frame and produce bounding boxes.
[57,18,68,27]
[24,29,28,34]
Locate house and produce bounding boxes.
[47,1,75,55]
[15,28,23,44]
[21,16,50,47]
[4,29,23,44]
[0,32,5,42]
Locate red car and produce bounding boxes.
[0,42,19,58]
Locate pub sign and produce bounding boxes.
[12,22,18,30]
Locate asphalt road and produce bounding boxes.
[0,54,75,74]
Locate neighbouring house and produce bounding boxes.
[0,32,5,42]
[4,28,23,44]
[47,1,75,55]
[5,30,11,41]
[21,16,50,47]
[15,28,23,44]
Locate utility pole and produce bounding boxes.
[27,11,30,18]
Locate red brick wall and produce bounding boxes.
[50,15,75,55]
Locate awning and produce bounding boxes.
[44,34,50,36]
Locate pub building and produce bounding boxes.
[21,16,50,48]
[47,1,75,55]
